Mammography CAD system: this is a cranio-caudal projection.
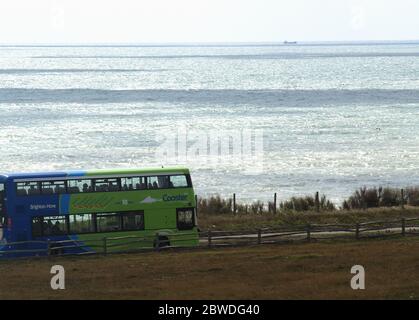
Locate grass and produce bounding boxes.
[2,237,419,299]
[198,186,419,216]
[197,206,419,231]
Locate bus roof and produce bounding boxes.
[0,167,190,181]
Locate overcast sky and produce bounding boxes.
[0,0,418,44]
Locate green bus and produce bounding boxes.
[0,167,199,257]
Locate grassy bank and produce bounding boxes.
[198,206,419,231]
[1,237,419,299]
[196,187,419,231]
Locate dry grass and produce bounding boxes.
[198,206,419,231]
[1,237,419,299]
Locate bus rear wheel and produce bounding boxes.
[49,243,64,256]
[154,236,170,249]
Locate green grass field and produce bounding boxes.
[2,236,419,299]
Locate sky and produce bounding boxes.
[0,0,418,44]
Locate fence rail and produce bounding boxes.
[1,218,419,259]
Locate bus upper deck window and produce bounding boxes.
[17,181,40,196]
[94,178,120,192]
[121,177,146,191]
[41,181,66,194]
[148,176,170,189]
[170,175,189,188]
[68,179,92,193]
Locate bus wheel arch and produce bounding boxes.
[154,235,171,248]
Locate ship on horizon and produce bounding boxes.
[283,41,298,45]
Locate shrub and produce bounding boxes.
[280,194,335,212]
[342,187,380,209]
[407,187,419,206]
[379,187,402,207]
[198,195,232,215]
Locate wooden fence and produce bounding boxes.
[202,217,419,247]
[1,218,419,259]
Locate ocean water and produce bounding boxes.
[0,43,419,205]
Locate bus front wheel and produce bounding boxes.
[154,236,170,249]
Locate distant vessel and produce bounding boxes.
[283,41,298,45]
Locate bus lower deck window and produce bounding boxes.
[122,212,144,231]
[69,214,95,234]
[32,216,68,237]
[96,213,121,232]
[177,208,195,230]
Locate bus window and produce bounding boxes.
[33,216,68,237]
[17,181,40,196]
[121,177,147,191]
[96,213,121,232]
[69,214,95,234]
[122,212,144,231]
[43,216,68,236]
[68,179,92,193]
[94,178,119,192]
[170,175,189,188]
[177,208,195,230]
[41,181,66,195]
[32,217,43,237]
[148,176,170,189]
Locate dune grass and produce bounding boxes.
[196,187,419,231]
[197,206,419,231]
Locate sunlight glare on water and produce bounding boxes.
[0,43,419,204]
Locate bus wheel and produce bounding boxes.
[50,245,64,256]
[154,236,170,249]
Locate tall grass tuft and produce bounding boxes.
[279,194,335,212]
[407,187,419,206]
[342,186,419,209]
[198,186,419,216]
[198,195,232,215]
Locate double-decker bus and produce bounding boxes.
[0,167,198,257]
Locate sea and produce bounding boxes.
[1,42,419,205]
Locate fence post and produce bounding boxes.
[47,240,51,257]
[401,189,405,209]
[233,193,236,214]
[208,230,212,248]
[274,193,277,214]
[257,229,262,244]
[306,224,311,242]
[315,192,320,212]
[103,237,107,255]
[355,223,360,240]
[402,218,406,236]
[155,233,161,251]
[195,194,199,217]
